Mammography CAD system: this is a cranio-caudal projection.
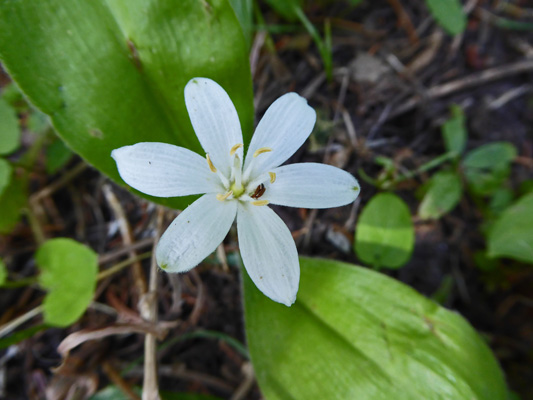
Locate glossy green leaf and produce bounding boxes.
[442,104,466,155]
[425,0,467,35]
[0,258,6,286]
[0,176,27,234]
[355,193,414,269]
[419,170,462,220]
[0,158,12,198]
[0,96,20,155]
[36,238,98,327]
[463,142,517,196]
[244,257,507,400]
[488,193,533,263]
[0,0,253,211]
[229,0,253,48]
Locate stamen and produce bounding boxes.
[253,147,272,158]
[216,190,233,201]
[252,200,269,206]
[206,154,217,173]
[233,155,242,188]
[269,172,276,183]
[230,143,243,156]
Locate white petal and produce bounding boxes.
[112,142,220,197]
[237,203,299,306]
[156,194,237,272]
[185,78,244,177]
[266,163,361,209]
[243,93,316,178]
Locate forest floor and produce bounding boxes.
[1,1,533,399]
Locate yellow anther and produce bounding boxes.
[252,200,269,206]
[253,147,272,158]
[216,191,233,201]
[269,172,276,183]
[230,143,243,156]
[206,154,217,173]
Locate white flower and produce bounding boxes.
[112,77,360,306]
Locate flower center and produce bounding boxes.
[208,144,276,206]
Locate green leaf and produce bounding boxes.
[0,158,13,198]
[244,257,507,400]
[488,187,514,217]
[36,238,98,327]
[89,387,223,400]
[89,386,141,400]
[229,0,253,48]
[425,0,467,36]
[0,258,6,286]
[0,96,20,155]
[487,192,533,263]
[419,170,462,220]
[264,0,302,21]
[0,0,254,211]
[0,176,27,234]
[463,142,517,196]
[0,324,48,350]
[161,391,224,400]
[355,193,414,269]
[442,104,466,155]
[45,138,74,174]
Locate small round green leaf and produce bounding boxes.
[36,238,98,327]
[244,257,507,400]
[355,193,414,269]
[418,171,462,220]
[425,0,467,36]
[0,97,20,155]
[442,104,466,155]
[463,142,517,196]
[488,193,533,263]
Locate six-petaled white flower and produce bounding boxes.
[112,77,360,306]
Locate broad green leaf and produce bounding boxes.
[46,138,73,174]
[442,104,466,155]
[355,193,414,269]
[229,0,253,48]
[488,193,533,263]
[0,176,27,234]
[419,170,462,219]
[463,142,517,196]
[425,0,467,36]
[0,96,20,155]
[0,0,253,211]
[0,258,6,286]
[0,158,12,197]
[36,238,98,327]
[244,257,507,400]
